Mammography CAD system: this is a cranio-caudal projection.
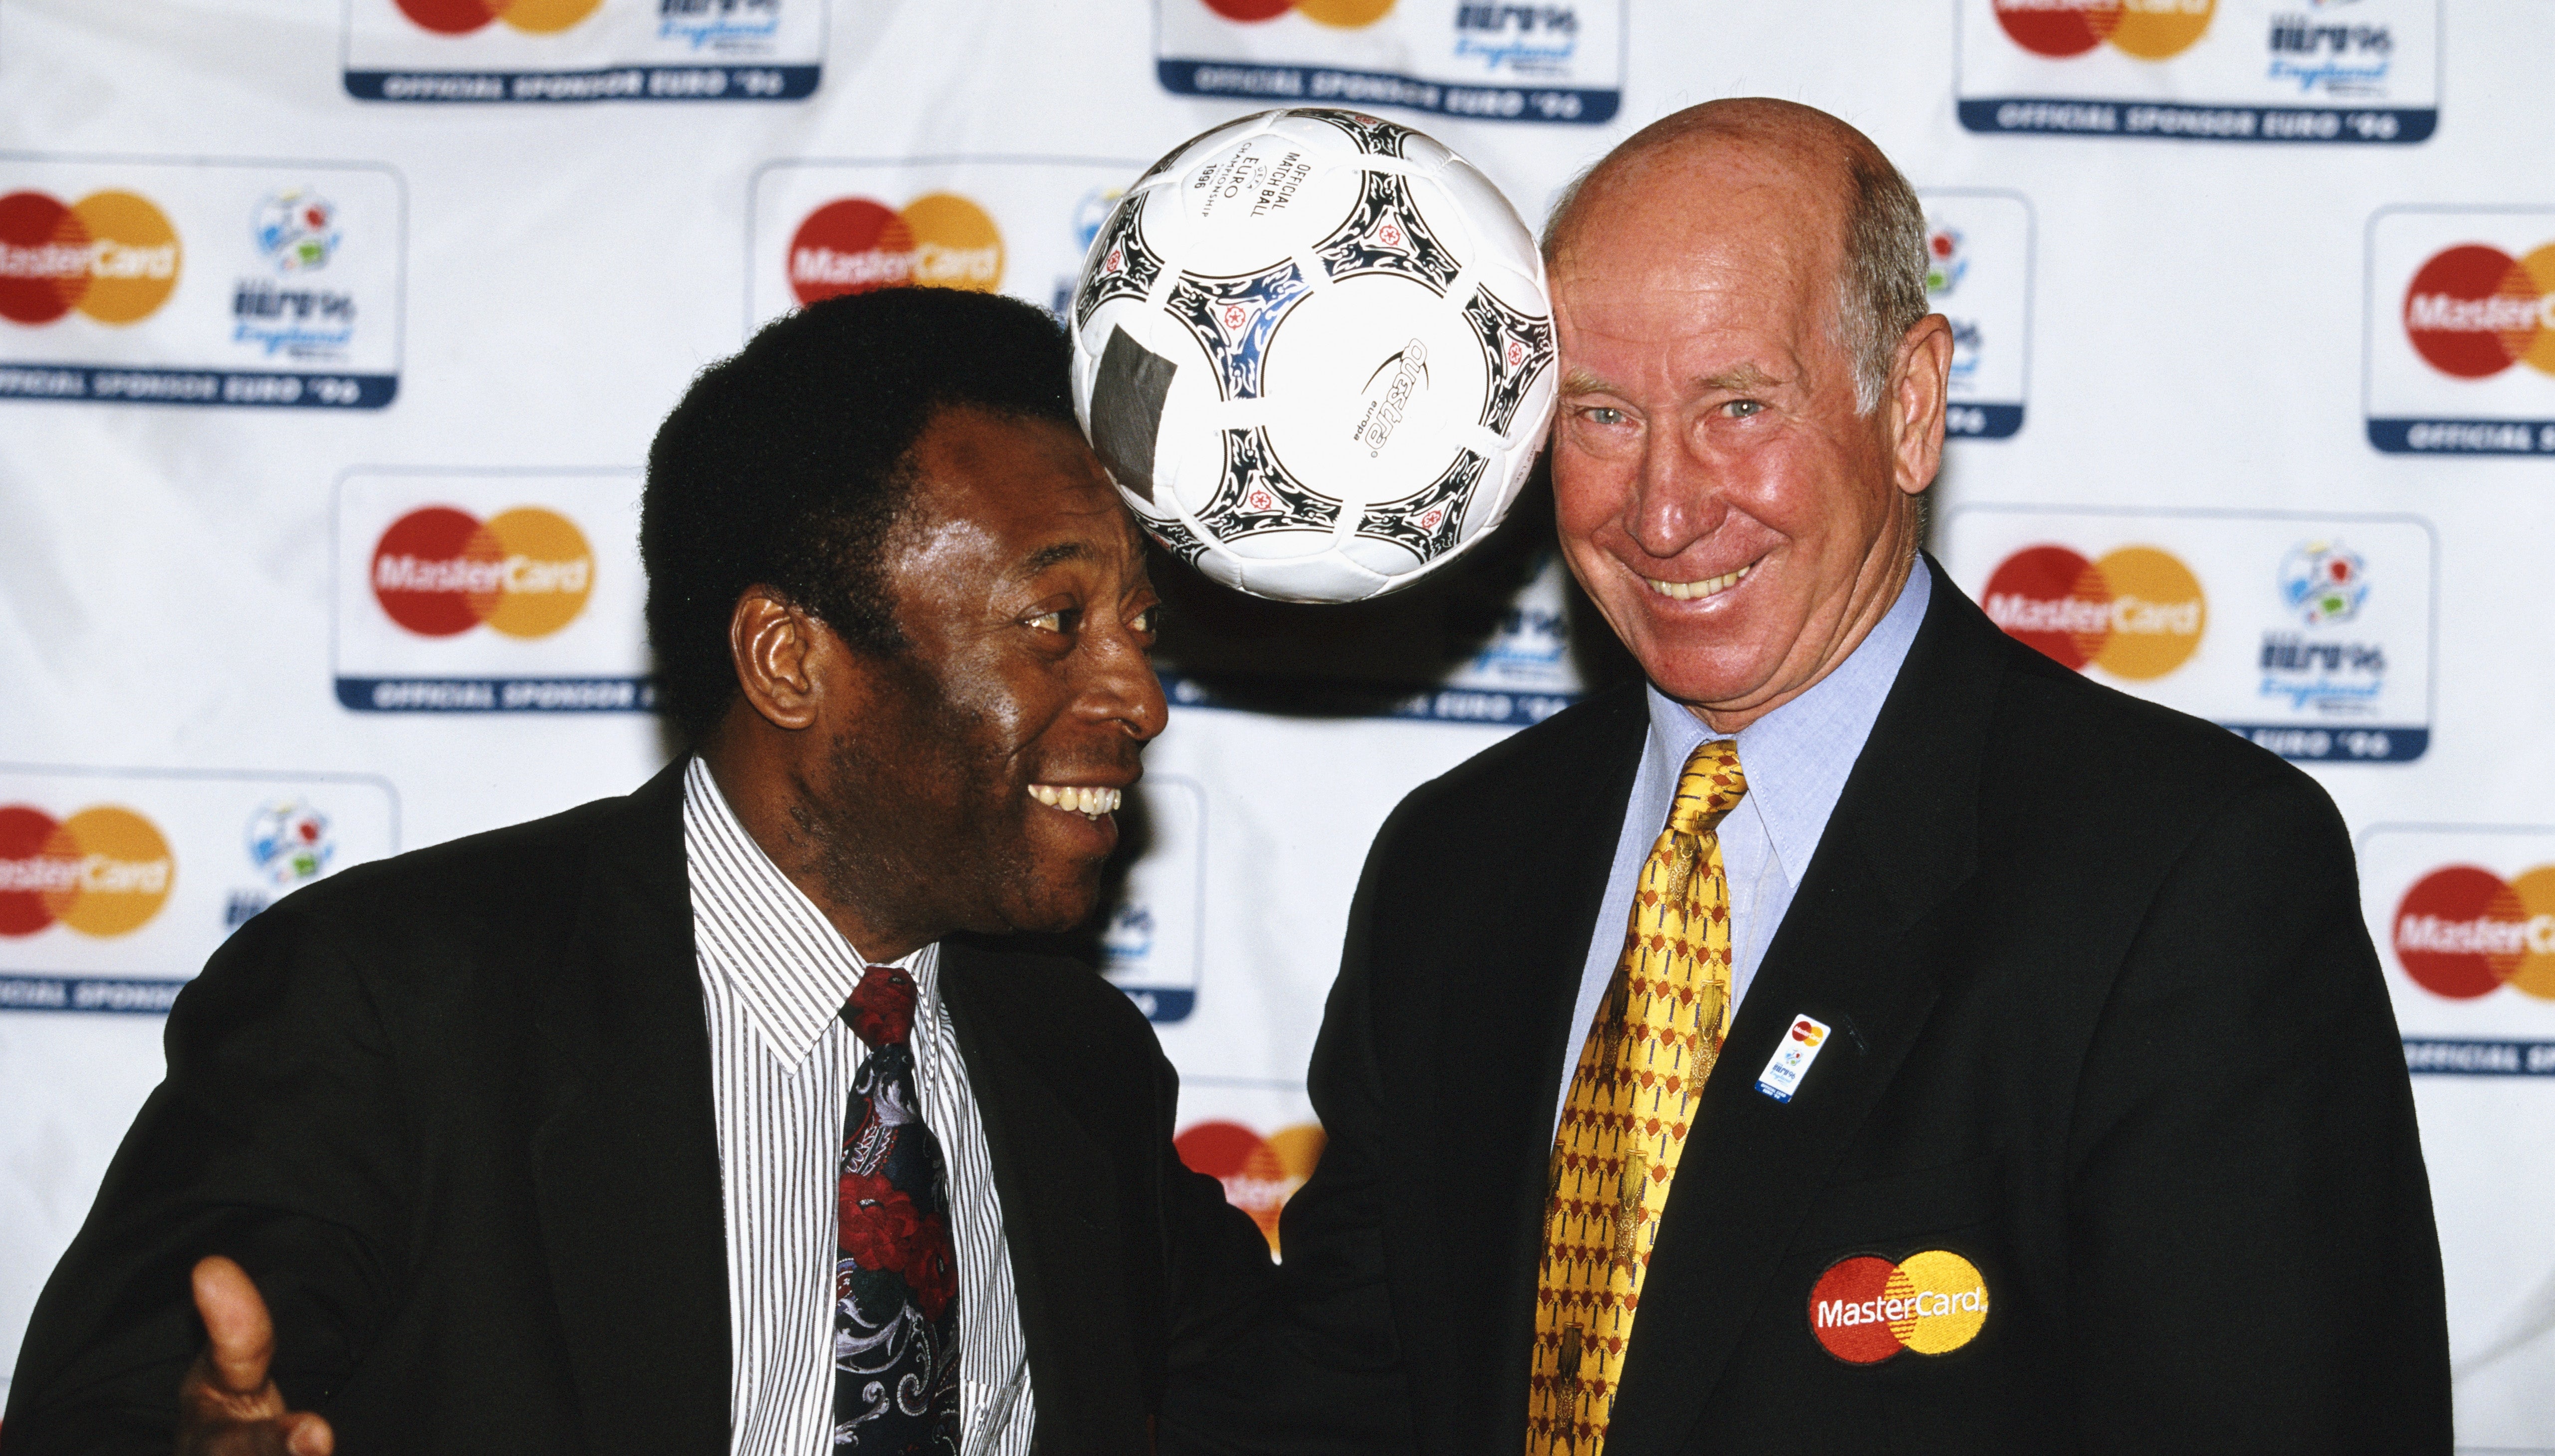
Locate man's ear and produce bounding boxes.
[728,587,859,733]
[1887,312,1956,499]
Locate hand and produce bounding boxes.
[177,1256,335,1456]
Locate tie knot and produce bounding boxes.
[843,963,918,1048]
[1667,738,1747,837]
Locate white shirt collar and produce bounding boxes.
[1641,556,1932,881]
[681,755,934,1067]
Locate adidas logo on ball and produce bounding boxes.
[1354,339,1428,459]
[1068,108,1557,604]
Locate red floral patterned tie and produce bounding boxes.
[833,964,961,1452]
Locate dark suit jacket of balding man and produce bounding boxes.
[3,762,1276,1456]
[1169,564,2451,1455]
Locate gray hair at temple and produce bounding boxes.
[1541,103,1931,417]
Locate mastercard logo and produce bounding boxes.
[0,804,175,939]
[1982,545,2207,680]
[1993,0,2215,60]
[2403,244,2555,381]
[2392,865,2555,1001]
[0,190,181,327]
[1200,0,1396,25]
[1809,1250,1990,1365]
[789,195,1004,305]
[393,0,602,35]
[371,505,595,639]
[1175,1120,1325,1255]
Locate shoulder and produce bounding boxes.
[1373,681,1647,854]
[1985,626,2314,817]
[943,937,1160,1057]
[252,786,640,945]
[202,773,679,1007]
[1900,604,2349,903]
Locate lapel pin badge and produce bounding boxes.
[1755,1014,1832,1102]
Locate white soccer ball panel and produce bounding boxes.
[1463,442,1541,545]
[1259,274,1489,513]
[1238,549,1392,605]
[1435,158,1541,279]
[1161,133,1363,278]
[1396,128,1458,174]
[1394,171,1481,274]
[1220,528,1336,563]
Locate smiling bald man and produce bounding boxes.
[1167,99,2451,1456]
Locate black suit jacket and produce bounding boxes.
[2,762,1275,1455]
[1176,567,2450,1455]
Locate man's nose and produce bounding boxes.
[1083,625,1168,745]
[1624,427,1721,560]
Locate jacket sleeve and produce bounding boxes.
[1152,1042,1285,1376]
[0,899,411,1455]
[1158,808,1421,1456]
[2062,773,2451,1452]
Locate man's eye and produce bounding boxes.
[1585,407,1628,426]
[1131,606,1161,634]
[1027,609,1076,634]
[1723,400,1763,418]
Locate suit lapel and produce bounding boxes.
[529,762,731,1455]
[939,942,1150,1454]
[1605,567,2008,1452]
[1411,686,1649,1451]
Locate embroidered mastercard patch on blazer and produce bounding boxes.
[1808,1250,1990,1363]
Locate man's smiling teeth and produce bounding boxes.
[1643,564,1752,601]
[1028,784,1121,818]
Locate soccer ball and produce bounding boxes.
[1068,109,1557,604]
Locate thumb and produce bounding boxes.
[191,1255,275,1397]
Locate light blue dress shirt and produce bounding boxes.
[1553,557,1933,1130]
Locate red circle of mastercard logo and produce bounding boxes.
[371,505,595,639]
[1982,544,2206,680]
[1809,1249,1990,1364]
[789,194,1004,304]
[1992,0,2214,59]
[0,189,181,327]
[0,804,176,938]
[1176,1120,1324,1255]
[2403,244,2555,380]
[2394,865,2555,1001]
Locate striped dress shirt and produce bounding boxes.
[683,756,1035,1456]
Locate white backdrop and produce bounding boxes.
[1,0,2551,1444]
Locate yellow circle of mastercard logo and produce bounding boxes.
[1983,544,2207,680]
[371,504,595,640]
[1810,1249,1990,1364]
[788,194,1005,305]
[0,804,175,939]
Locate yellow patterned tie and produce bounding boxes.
[1526,739,1747,1456]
